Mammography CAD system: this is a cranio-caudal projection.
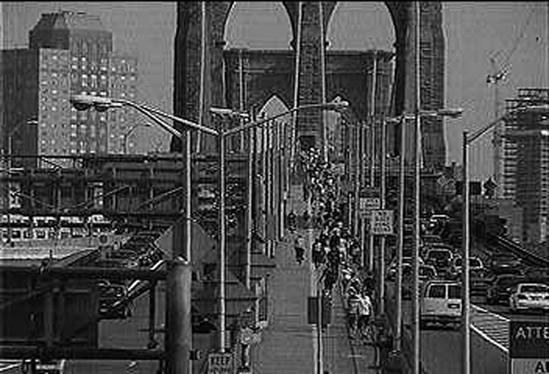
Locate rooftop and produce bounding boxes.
[31,10,108,33]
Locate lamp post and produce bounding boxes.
[461,103,549,374]
[122,123,151,154]
[383,106,463,354]
[71,94,205,374]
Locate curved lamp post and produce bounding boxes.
[71,94,348,359]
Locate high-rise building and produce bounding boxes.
[501,88,549,243]
[0,10,138,163]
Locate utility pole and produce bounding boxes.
[245,113,255,289]
[218,117,227,353]
[395,116,406,351]
[368,51,378,273]
[378,115,387,315]
[413,2,421,374]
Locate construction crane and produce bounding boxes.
[487,5,538,197]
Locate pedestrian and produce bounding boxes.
[294,236,306,265]
[357,291,374,338]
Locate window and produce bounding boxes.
[448,285,461,299]
[427,285,446,298]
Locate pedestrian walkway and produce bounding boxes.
[251,184,378,373]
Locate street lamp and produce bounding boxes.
[71,94,202,374]
[461,103,549,374]
[210,98,348,354]
[122,123,151,154]
[384,106,463,354]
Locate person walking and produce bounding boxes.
[294,235,306,265]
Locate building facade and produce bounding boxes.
[0,10,138,161]
[500,88,549,244]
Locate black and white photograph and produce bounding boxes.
[0,2,548,373]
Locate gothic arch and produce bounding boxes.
[173,1,446,169]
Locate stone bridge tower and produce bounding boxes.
[172,1,446,170]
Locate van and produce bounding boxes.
[420,280,461,329]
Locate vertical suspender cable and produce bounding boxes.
[290,1,303,186]
[319,2,328,163]
[239,49,245,152]
[196,1,207,153]
[367,51,378,272]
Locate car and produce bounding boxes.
[420,280,462,329]
[486,274,527,305]
[386,256,424,281]
[508,283,549,313]
[523,267,549,284]
[448,256,484,279]
[423,248,454,275]
[421,234,444,246]
[488,253,524,275]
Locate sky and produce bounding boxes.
[2,1,548,180]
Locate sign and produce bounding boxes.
[370,209,394,235]
[511,359,549,373]
[359,197,380,213]
[207,353,233,374]
[510,321,549,374]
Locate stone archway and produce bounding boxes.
[173,1,446,169]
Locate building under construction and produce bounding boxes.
[501,88,549,244]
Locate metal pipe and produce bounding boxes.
[368,120,376,273]
[319,1,328,163]
[413,3,421,374]
[165,258,191,374]
[185,129,192,262]
[353,124,360,237]
[196,0,207,153]
[219,118,227,352]
[395,116,406,351]
[316,278,324,374]
[245,118,255,289]
[0,347,165,360]
[279,122,285,240]
[379,115,387,315]
[0,266,166,281]
[462,131,471,374]
[148,281,158,349]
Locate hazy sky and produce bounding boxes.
[2,2,548,180]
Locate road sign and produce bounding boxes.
[359,197,380,214]
[511,359,549,373]
[370,209,394,235]
[207,353,233,374]
[509,321,549,374]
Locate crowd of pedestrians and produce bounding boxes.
[292,147,377,339]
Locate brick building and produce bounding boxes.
[0,10,139,163]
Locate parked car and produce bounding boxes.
[488,253,524,275]
[420,280,462,329]
[423,248,454,275]
[508,283,549,313]
[486,274,527,305]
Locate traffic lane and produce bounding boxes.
[387,283,462,374]
[65,284,166,374]
[477,302,549,322]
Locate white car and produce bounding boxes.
[420,280,462,329]
[509,283,549,313]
